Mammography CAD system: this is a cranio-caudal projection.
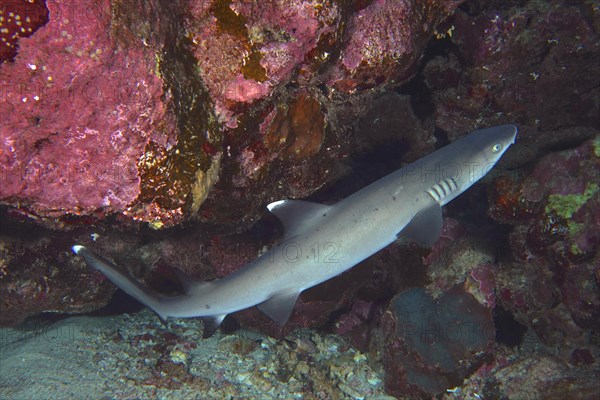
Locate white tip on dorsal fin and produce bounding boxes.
[257,290,301,325]
[267,200,332,239]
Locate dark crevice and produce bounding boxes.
[396,75,435,122]
[396,35,459,122]
[310,139,409,202]
[89,289,145,317]
[433,127,450,148]
[494,305,527,347]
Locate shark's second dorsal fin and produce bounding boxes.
[172,269,224,338]
[400,204,443,248]
[267,200,332,239]
[172,268,219,296]
[172,268,198,294]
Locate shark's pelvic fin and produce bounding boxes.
[267,200,332,239]
[400,204,443,248]
[257,290,301,325]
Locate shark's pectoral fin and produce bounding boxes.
[201,314,226,338]
[257,290,301,325]
[400,204,443,248]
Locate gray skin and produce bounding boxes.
[73,124,517,336]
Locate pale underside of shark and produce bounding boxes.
[73,124,517,337]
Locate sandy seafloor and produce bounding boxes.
[0,309,397,399]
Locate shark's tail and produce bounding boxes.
[72,245,169,321]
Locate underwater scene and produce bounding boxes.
[0,0,598,399]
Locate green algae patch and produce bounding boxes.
[570,241,584,255]
[593,136,600,158]
[545,183,599,220]
[545,183,598,256]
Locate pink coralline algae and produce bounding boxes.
[1,0,463,228]
[328,0,464,92]
[0,0,178,225]
[186,0,341,128]
[185,0,464,128]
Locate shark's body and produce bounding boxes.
[73,124,517,336]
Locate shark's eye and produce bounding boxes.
[492,143,503,153]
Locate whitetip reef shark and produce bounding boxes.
[73,124,517,337]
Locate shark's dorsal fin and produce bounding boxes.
[257,290,301,325]
[400,204,443,248]
[172,268,219,296]
[267,200,332,239]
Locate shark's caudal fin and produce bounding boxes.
[74,245,228,338]
[72,245,168,321]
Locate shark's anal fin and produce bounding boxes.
[400,204,443,248]
[257,290,301,325]
[201,314,226,338]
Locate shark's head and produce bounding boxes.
[465,124,517,165]
[438,124,517,204]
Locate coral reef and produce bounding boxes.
[0,0,49,63]
[0,311,396,399]
[442,354,600,400]
[1,0,463,227]
[328,0,464,93]
[0,0,221,228]
[1,0,599,398]
[423,0,599,151]
[186,0,341,129]
[488,136,600,347]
